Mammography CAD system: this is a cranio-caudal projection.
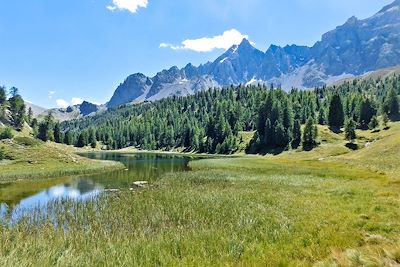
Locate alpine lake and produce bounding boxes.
[0,152,200,224]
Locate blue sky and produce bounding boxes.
[0,0,393,108]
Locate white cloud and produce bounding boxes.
[71,97,83,105]
[56,99,70,109]
[48,91,56,99]
[159,29,249,52]
[56,97,83,108]
[107,0,148,13]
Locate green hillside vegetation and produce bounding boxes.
[0,132,123,182]
[61,74,400,156]
[1,121,399,266]
[0,86,123,182]
[1,73,400,265]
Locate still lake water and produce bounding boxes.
[0,153,195,222]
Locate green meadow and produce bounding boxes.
[0,136,123,182]
[1,123,399,266]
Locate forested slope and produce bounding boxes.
[60,74,400,154]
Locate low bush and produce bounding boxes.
[0,146,4,160]
[14,136,41,146]
[0,127,14,140]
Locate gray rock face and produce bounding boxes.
[79,101,100,116]
[107,73,152,108]
[106,0,400,108]
[29,101,104,122]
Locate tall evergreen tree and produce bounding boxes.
[76,131,89,148]
[0,86,6,105]
[64,131,74,145]
[384,88,399,118]
[368,116,379,130]
[328,94,344,129]
[358,98,376,128]
[382,113,389,129]
[292,120,301,149]
[9,87,18,98]
[8,95,26,130]
[317,108,326,125]
[38,113,55,142]
[27,107,33,124]
[53,122,63,143]
[302,117,318,149]
[344,118,357,142]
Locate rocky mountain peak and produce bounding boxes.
[105,1,400,108]
[378,0,400,13]
[237,38,254,50]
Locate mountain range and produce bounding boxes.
[107,0,400,108]
[26,101,105,122]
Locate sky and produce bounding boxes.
[0,0,394,108]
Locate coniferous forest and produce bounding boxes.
[54,74,400,154]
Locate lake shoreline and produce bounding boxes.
[0,140,126,183]
[84,146,245,158]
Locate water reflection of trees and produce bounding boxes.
[82,153,191,189]
[0,153,192,221]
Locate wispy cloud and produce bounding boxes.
[48,91,56,99]
[56,97,83,108]
[56,99,70,109]
[160,29,249,52]
[107,0,148,14]
[71,97,83,105]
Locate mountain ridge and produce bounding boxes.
[103,0,400,108]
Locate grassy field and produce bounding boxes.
[0,123,399,266]
[0,136,124,182]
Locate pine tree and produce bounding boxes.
[274,120,288,148]
[38,113,55,142]
[27,107,33,124]
[368,116,379,130]
[264,118,273,146]
[302,117,318,149]
[344,118,357,142]
[64,131,73,145]
[9,87,18,98]
[9,95,26,130]
[328,94,344,130]
[53,122,63,143]
[88,128,97,148]
[31,118,39,137]
[76,131,89,148]
[317,108,326,125]
[0,86,6,105]
[292,120,301,149]
[358,98,376,128]
[382,113,389,129]
[384,88,399,118]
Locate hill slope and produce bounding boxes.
[0,134,123,182]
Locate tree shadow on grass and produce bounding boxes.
[257,146,286,156]
[302,143,318,152]
[345,142,359,150]
[329,126,343,134]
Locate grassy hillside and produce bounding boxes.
[0,132,123,182]
[1,123,399,266]
[335,65,400,86]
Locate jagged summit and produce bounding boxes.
[106,1,400,108]
[378,0,400,13]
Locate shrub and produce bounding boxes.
[0,146,4,160]
[0,127,14,140]
[14,137,41,146]
[368,116,379,130]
